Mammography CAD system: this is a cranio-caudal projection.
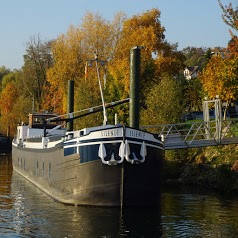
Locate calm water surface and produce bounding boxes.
[1,156,238,237]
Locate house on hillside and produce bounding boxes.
[184,66,199,80]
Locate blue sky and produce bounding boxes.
[0,0,236,70]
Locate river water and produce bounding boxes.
[1,156,238,238]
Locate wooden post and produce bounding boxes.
[67,80,74,131]
[129,46,142,129]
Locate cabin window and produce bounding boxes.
[36,161,39,176]
[42,162,44,177]
[34,117,41,123]
[64,147,77,156]
[49,162,51,178]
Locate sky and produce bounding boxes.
[0,0,236,70]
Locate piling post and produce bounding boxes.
[67,80,74,131]
[129,46,142,129]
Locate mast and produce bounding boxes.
[87,52,108,125]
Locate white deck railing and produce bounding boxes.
[141,118,238,150]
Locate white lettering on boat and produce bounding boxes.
[101,129,119,137]
[129,129,146,138]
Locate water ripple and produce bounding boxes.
[1,156,238,237]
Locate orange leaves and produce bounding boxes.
[46,26,85,113]
[0,82,20,136]
[0,82,18,114]
[218,0,238,32]
[119,9,163,55]
[109,9,166,98]
[46,13,120,114]
[227,35,238,58]
[200,36,238,102]
[199,52,238,103]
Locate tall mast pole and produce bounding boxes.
[87,52,108,125]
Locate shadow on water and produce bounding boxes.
[0,156,162,238]
[161,185,238,238]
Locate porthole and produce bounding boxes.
[49,162,51,178]
[36,161,39,176]
[42,162,44,177]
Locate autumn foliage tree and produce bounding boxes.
[0,70,33,136]
[45,9,186,127]
[0,36,53,135]
[218,0,238,31]
[46,12,125,126]
[199,54,238,106]
[22,35,53,111]
[0,82,19,135]
[0,9,187,134]
[199,1,238,111]
[108,9,185,124]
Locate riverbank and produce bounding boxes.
[162,144,238,194]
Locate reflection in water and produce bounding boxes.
[10,173,161,237]
[1,156,238,237]
[161,186,238,238]
[120,208,162,237]
[0,156,161,237]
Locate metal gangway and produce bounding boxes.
[142,99,238,150]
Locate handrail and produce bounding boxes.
[141,118,238,149]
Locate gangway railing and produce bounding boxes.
[141,118,238,150]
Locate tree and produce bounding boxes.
[1,70,19,89]
[183,77,204,112]
[0,82,19,135]
[0,66,10,92]
[199,54,238,109]
[183,47,208,70]
[227,36,238,57]
[218,0,238,31]
[108,9,185,124]
[109,8,167,99]
[22,35,53,111]
[46,9,186,127]
[197,2,238,118]
[218,1,238,57]
[47,12,125,125]
[0,68,33,136]
[141,75,184,125]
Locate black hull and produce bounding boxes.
[12,145,162,207]
[122,147,161,207]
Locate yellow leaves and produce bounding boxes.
[0,82,20,136]
[49,28,83,83]
[199,53,238,103]
[109,9,166,99]
[0,82,18,114]
[44,8,182,126]
[46,12,122,113]
[81,12,112,52]
[46,26,85,113]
